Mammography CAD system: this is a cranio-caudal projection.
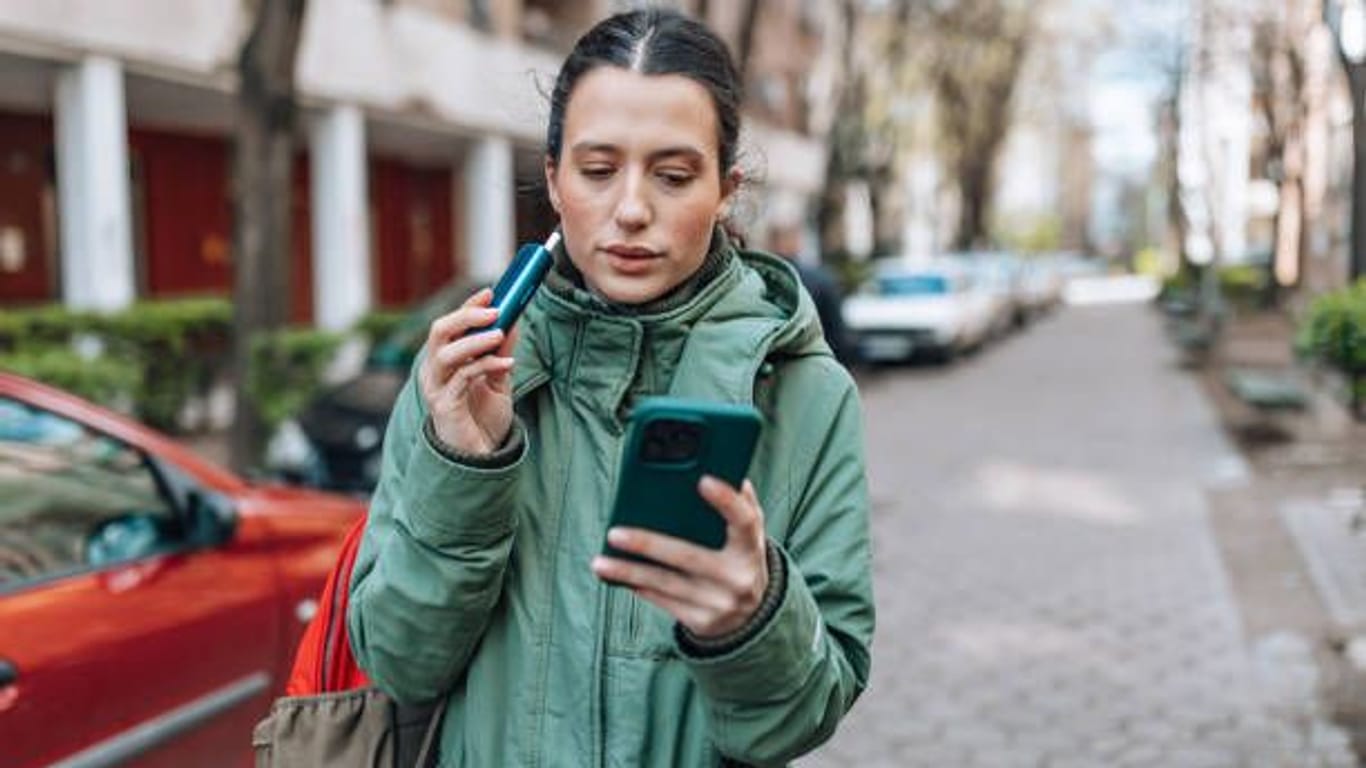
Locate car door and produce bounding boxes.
[0,395,282,768]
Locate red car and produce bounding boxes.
[0,372,365,767]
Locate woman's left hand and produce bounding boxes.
[592,476,769,639]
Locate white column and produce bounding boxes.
[311,104,371,332]
[55,56,134,311]
[463,135,515,283]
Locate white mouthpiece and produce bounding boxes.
[543,230,562,252]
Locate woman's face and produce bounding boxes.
[546,66,738,305]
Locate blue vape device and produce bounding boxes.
[476,230,560,335]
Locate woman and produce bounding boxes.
[348,9,874,766]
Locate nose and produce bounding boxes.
[613,170,651,232]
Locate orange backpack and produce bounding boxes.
[286,512,372,695]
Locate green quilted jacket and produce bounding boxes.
[348,236,874,767]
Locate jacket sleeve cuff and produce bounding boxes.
[401,416,526,545]
[422,416,525,470]
[676,539,786,658]
[677,543,825,702]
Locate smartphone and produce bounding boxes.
[469,230,560,335]
[603,397,762,565]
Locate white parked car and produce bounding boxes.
[842,263,992,362]
[1018,258,1065,316]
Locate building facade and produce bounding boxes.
[0,0,838,328]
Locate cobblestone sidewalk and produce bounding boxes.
[800,304,1358,768]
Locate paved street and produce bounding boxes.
[801,304,1358,768]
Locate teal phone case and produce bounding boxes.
[603,397,762,562]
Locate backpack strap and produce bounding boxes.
[285,512,371,696]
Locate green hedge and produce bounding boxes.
[1158,264,1270,310]
[246,327,344,430]
[0,347,141,406]
[352,309,408,344]
[1296,279,1366,412]
[0,299,342,432]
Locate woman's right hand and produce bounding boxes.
[419,288,519,456]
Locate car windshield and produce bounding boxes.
[877,274,949,296]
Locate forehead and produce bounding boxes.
[562,67,719,156]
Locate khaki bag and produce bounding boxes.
[252,687,445,768]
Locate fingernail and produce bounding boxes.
[591,556,607,572]
[607,528,627,546]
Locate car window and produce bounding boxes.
[0,397,179,587]
[878,274,950,296]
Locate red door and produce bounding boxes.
[0,113,55,304]
[131,130,233,299]
[372,158,455,307]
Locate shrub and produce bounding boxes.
[246,327,345,430]
[1296,279,1366,414]
[353,309,408,344]
[1,299,232,430]
[0,347,141,407]
[101,299,233,431]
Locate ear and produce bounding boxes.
[718,166,743,216]
[544,156,562,214]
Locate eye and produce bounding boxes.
[657,170,695,188]
[580,165,615,181]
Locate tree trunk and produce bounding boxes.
[1351,65,1366,282]
[954,155,992,251]
[230,0,308,473]
[735,0,763,82]
[817,0,860,257]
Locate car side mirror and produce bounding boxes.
[184,490,237,547]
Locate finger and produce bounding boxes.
[426,289,497,346]
[606,527,725,580]
[483,357,516,395]
[698,475,760,532]
[497,323,520,357]
[446,354,515,396]
[632,586,710,631]
[431,329,506,377]
[591,555,704,604]
[741,480,761,509]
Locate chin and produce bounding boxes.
[593,274,675,306]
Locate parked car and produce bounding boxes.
[1018,257,1066,317]
[842,262,991,363]
[0,372,365,768]
[268,280,478,494]
[941,251,1030,336]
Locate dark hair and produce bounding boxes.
[546,9,742,175]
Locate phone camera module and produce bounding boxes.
[640,419,703,463]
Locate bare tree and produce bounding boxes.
[817,0,867,258]
[1251,2,1313,297]
[230,0,308,472]
[914,0,1038,250]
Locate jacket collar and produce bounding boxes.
[512,231,825,423]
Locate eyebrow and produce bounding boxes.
[569,142,706,164]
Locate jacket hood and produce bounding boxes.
[512,230,831,410]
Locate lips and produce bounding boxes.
[602,244,662,260]
[600,244,662,277]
